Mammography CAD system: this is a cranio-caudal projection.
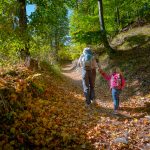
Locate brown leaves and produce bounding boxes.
[0,64,150,149]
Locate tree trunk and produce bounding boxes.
[114,6,120,32]
[116,6,120,26]
[18,0,30,63]
[55,32,59,61]
[98,0,115,54]
[18,0,27,31]
[76,0,79,10]
[114,0,120,27]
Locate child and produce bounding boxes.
[98,67,125,114]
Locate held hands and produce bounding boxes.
[96,62,102,73]
[98,67,102,72]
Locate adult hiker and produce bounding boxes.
[78,47,97,106]
[91,52,99,90]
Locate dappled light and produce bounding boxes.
[61,58,150,149]
[0,0,150,149]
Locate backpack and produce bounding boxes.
[82,53,92,69]
[111,73,122,88]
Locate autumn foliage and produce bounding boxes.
[0,63,150,150]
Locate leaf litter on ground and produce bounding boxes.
[0,63,150,150]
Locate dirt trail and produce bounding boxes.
[61,63,150,118]
[61,64,130,117]
[60,64,150,149]
[61,64,82,90]
[1,64,149,149]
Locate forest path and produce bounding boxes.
[60,63,150,149]
[61,63,82,89]
[61,63,149,118]
[1,63,149,149]
[61,63,131,118]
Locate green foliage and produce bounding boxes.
[30,81,45,94]
[69,0,150,46]
[72,30,103,44]
[58,47,72,61]
[0,0,70,64]
[70,9,101,45]
[0,0,150,63]
[40,61,61,77]
[57,43,87,61]
[68,43,86,60]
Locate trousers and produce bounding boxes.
[82,69,95,105]
[112,88,121,110]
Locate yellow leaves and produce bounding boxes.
[10,128,16,134]
[15,82,21,93]
[28,136,34,142]
[38,99,49,105]
[47,122,52,128]
[42,117,48,127]
[133,118,138,123]
[32,127,46,135]
[61,132,72,143]
[26,93,32,99]
[50,106,57,113]
[54,124,59,129]
[20,111,32,121]
[146,94,150,98]
[0,77,6,88]
[124,119,128,124]
[45,137,53,143]
[1,63,150,149]
[143,118,149,125]
[15,79,27,93]
[0,82,5,88]
[3,144,14,150]
[10,94,17,102]
[26,73,41,81]
[146,133,150,137]
[9,140,15,146]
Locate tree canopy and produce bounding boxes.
[0,0,149,63]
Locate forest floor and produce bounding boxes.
[0,24,150,150]
[61,60,150,150]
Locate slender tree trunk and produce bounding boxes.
[114,0,120,27]
[18,0,27,31]
[54,32,59,61]
[116,6,120,25]
[18,0,30,63]
[114,6,120,33]
[98,0,115,54]
[76,0,79,10]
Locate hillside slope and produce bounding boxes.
[96,24,150,115]
[0,24,150,150]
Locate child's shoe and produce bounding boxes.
[113,110,118,114]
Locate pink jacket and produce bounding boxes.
[99,69,125,90]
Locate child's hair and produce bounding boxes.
[110,67,122,74]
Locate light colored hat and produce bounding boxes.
[83,47,92,55]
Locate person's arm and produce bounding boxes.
[91,56,97,69]
[98,68,111,81]
[94,55,100,68]
[121,75,125,89]
[77,55,82,68]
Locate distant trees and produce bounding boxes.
[69,0,149,55]
[17,0,30,60]
[0,0,70,63]
[0,0,149,63]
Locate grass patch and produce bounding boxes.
[40,61,62,78]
